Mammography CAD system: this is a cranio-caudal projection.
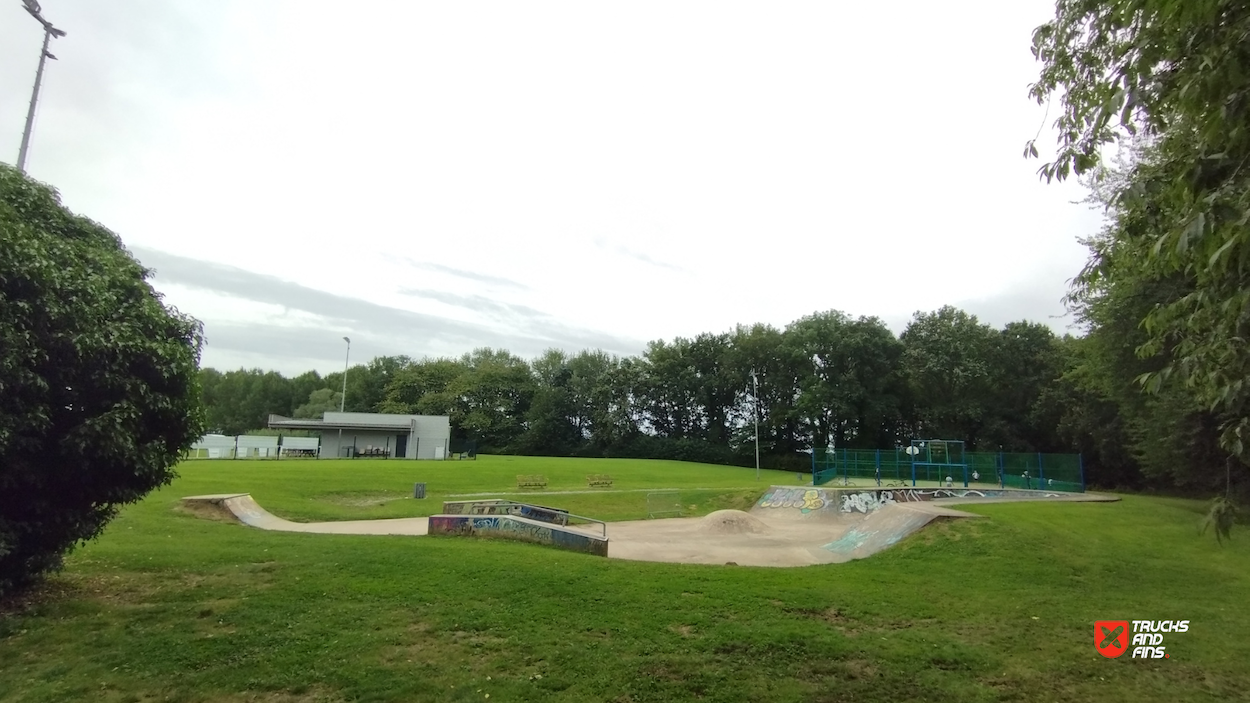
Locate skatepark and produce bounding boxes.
[183,485,1116,567]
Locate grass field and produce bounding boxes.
[1,456,1248,702]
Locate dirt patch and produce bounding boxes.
[316,492,408,508]
[176,500,242,523]
[914,517,984,544]
[837,658,879,680]
[449,629,508,648]
[204,685,347,702]
[0,576,80,615]
[801,607,862,636]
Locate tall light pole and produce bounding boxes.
[751,369,760,481]
[340,336,351,411]
[337,336,350,458]
[16,0,67,173]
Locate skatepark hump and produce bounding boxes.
[182,485,1116,568]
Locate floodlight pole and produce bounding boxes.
[340,337,351,412]
[338,336,350,457]
[16,3,66,173]
[751,369,760,481]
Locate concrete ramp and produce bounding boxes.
[818,503,976,560]
[181,494,429,535]
[182,494,606,556]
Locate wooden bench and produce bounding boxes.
[516,475,548,490]
[587,474,613,488]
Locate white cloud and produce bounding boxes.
[1,0,1100,373]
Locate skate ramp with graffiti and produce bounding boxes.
[181,494,429,535]
[599,485,1116,567]
[749,486,845,522]
[816,502,975,560]
[183,487,1116,568]
[427,513,609,557]
[749,485,1105,521]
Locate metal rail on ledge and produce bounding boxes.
[464,500,608,538]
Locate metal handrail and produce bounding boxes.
[460,500,608,538]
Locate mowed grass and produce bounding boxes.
[171,455,805,521]
[0,457,1246,703]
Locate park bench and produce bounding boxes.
[516,475,548,490]
[586,474,613,488]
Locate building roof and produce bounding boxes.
[267,412,449,432]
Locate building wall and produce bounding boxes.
[316,413,452,460]
[320,430,404,458]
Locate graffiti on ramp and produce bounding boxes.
[756,487,829,513]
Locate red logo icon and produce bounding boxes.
[1095,621,1129,658]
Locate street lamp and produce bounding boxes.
[16,0,67,173]
[337,336,350,458]
[340,336,351,412]
[751,369,760,481]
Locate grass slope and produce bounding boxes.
[1,456,1247,703]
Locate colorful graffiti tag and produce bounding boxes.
[757,487,827,513]
[830,487,1064,513]
[440,500,571,526]
[427,514,608,556]
[839,491,894,513]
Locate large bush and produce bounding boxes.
[0,165,205,596]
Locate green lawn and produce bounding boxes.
[1,456,1247,702]
[171,454,807,522]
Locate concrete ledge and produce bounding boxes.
[428,514,609,557]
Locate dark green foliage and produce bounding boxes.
[787,312,905,451]
[196,308,1095,477]
[0,164,205,596]
[293,388,341,419]
[199,368,295,435]
[1031,0,1250,462]
[898,307,999,448]
[1200,496,1237,545]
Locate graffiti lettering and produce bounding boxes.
[758,487,827,513]
[839,491,895,513]
[470,516,553,544]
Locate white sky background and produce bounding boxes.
[0,1,1102,377]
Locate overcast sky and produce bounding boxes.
[1,1,1102,376]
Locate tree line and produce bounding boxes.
[198,304,1240,493]
[1027,0,1250,509]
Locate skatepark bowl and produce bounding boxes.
[181,486,1118,568]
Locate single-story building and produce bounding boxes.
[267,412,451,460]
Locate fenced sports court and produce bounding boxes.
[812,439,1084,492]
